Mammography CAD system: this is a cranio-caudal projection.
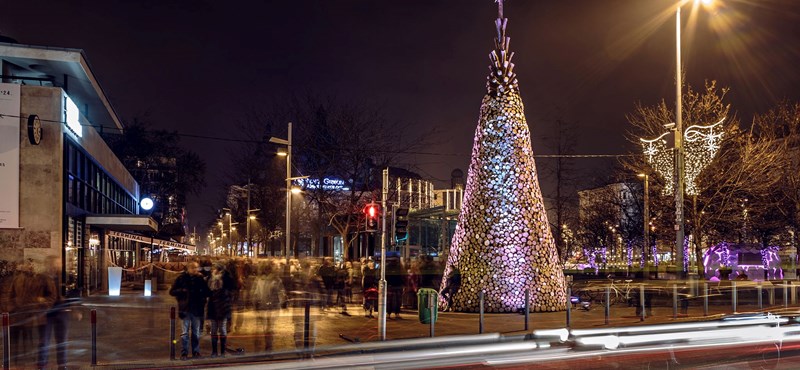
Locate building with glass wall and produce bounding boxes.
[0,41,180,295]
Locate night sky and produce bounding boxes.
[3,0,799,229]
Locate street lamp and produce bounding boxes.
[638,173,650,279]
[269,123,308,263]
[674,0,714,278]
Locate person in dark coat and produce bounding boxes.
[317,258,336,310]
[170,262,210,360]
[385,256,406,319]
[206,262,235,358]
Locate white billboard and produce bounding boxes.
[0,83,20,228]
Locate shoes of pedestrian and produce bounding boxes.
[192,352,202,358]
[180,354,188,361]
[211,353,218,358]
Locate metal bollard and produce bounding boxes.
[169,307,176,361]
[758,282,763,310]
[793,281,797,305]
[769,284,775,306]
[784,280,789,308]
[429,292,435,338]
[566,287,572,327]
[732,281,737,313]
[604,286,610,325]
[703,283,709,316]
[640,284,645,322]
[524,289,530,331]
[479,291,485,334]
[91,309,97,366]
[3,312,9,370]
[673,284,678,319]
[304,301,311,352]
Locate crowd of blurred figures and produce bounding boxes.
[0,256,80,369]
[168,253,451,359]
[0,254,458,366]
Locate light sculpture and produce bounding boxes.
[440,1,566,312]
[640,118,725,196]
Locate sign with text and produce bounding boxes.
[294,177,351,191]
[0,83,20,228]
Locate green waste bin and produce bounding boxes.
[417,288,439,324]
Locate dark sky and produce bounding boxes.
[3,0,799,229]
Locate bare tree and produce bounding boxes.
[541,116,580,263]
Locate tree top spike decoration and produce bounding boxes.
[440,2,567,313]
[488,0,518,96]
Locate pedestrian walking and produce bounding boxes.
[170,261,210,360]
[37,255,81,368]
[251,261,285,353]
[8,258,52,366]
[207,262,235,358]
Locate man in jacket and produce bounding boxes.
[170,261,210,360]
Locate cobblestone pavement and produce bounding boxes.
[2,284,797,369]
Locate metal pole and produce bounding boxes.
[566,287,572,327]
[169,307,176,361]
[2,312,9,370]
[703,282,708,316]
[732,281,738,313]
[769,284,775,306]
[674,2,686,280]
[91,309,97,366]
[286,122,292,264]
[429,292,435,338]
[758,282,763,310]
[378,168,389,341]
[246,182,250,257]
[303,301,311,353]
[640,284,645,321]
[605,286,610,325]
[784,280,788,308]
[793,281,797,305]
[524,289,530,331]
[643,174,650,279]
[673,284,678,319]
[479,291,485,334]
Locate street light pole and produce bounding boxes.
[270,122,293,266]
[639,173,650,279]
[378,168,388,341]
[675,4,686,278]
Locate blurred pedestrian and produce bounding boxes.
[9,258,53,366]
[38,255,81,368]
[207,262,235,358]
[385,255,406,319]
[251,261,285,353]
[318,258,336,310]
[170,261,210,360]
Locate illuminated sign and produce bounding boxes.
[64,95,82,137]
[294,177,350,191]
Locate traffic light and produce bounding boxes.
[365,203,380,232]
[394,207,409,242]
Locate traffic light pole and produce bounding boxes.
[378,168,389,341]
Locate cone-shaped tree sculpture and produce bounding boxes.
[440,3,566,313]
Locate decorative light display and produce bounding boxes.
[703,242,783,280]
[640,118,725,195]
[440,2,567,312]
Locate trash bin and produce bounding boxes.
[417,288,439,324]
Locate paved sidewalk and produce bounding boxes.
[2,285,798,369]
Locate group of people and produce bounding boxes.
[0,256,79,369]
[169,259,286,360]
[168,254,460,359]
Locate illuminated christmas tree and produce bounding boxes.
[440,1,566,312]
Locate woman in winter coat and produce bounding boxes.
[207,262,236,357]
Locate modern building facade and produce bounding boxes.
[0,41,192,295]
